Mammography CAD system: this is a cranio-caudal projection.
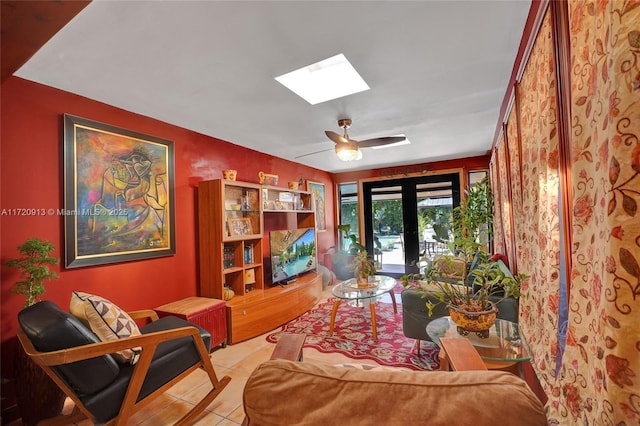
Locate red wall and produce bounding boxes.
[0,77,334,377]
[0,76,491,416]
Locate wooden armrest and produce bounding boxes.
[439,337,487,371]
[270,334,305,361]
[128,309,159,321]
[17,325,205,367]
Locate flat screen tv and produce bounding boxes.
[269,227,316,285]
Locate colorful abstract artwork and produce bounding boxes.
[63,114,175,268]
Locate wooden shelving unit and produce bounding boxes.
[198,179,322,344]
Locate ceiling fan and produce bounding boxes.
[297,119,406,162]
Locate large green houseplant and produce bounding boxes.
[4,238,59,308]
[451,175,494,261]
[402,253,528,335]
[4,238,64,425]
[330,224,381,280]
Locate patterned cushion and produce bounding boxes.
[70,291,141,364]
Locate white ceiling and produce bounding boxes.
[16,1,531,173]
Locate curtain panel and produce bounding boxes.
[491,1,640,423]
[497,139,516,269]
[506,104,524,276]
[556,1,640,423]
[490,137,506,256]
[515,6,562,401]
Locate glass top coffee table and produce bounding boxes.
[426,316,531,369]
[329,275,397,341]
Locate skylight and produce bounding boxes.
[275,54,370,105]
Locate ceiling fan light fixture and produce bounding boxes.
[335,142,361,161]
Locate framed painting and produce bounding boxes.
[63,114,176,268]
[228,217,253,236]
[306,181,326,231]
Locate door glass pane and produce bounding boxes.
[416,181,454,262]
[371,186,404,269]
[338,183,358,252]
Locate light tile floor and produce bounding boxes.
[28,285,401,425]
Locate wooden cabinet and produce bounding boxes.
[198,178,322,344]
[226,272,322,343]
[198,180,263,299]
[155,297,227,350]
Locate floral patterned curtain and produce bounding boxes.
[515,7,562,401]
[488,5,563,409]
[550,1,640,423]
[490,137,505,256]
[497,139,515,268]
[506,105,524,275]
[491,1,640,423]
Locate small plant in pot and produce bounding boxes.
[350,250,377,287]
[329,224,381,280]
[402,254,528,338]
[4,238,59,308]
[4,237,65,425]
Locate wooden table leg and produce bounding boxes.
[387,290,398,313]
[369,302,378,341]
[329,300,341,336]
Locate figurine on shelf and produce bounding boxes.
[241,194,251,210]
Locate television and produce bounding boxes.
[269,227,316,285]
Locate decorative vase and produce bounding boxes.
[222,169,237,181]
[448,303,498,338]
[356,275,370,288]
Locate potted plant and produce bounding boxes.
[350,250,377,287]
[329,224,381,280]
[4,238,65,425]
[450,175,493,262]
[402,254,528,337]
[4,238,59,308]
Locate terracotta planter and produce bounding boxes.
[448,303,498,338]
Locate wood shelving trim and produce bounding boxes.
[263,209,314,213]
[224,289,266,307]
[223,235,262,242]
[261,184,311,194]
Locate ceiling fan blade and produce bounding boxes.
[295,148,334,159]
[357,136,406,148]
[325,130,349,145]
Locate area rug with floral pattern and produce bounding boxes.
[266,297,440,371]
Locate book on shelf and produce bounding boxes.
[244,244,254,264]
[223,245,235,269]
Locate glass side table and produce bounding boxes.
[329,275,397,341]
[426,316,531,370]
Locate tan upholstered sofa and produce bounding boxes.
[243,359,547,425]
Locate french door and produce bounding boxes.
[361,173,461,275]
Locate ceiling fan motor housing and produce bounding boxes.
[337,118,352,129]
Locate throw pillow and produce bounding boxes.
[70,291,141,364]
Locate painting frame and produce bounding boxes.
[63,114,176,268]
[306,181,326,232]
[228,217,253,236]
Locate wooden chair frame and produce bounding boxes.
[16,309,231,426]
